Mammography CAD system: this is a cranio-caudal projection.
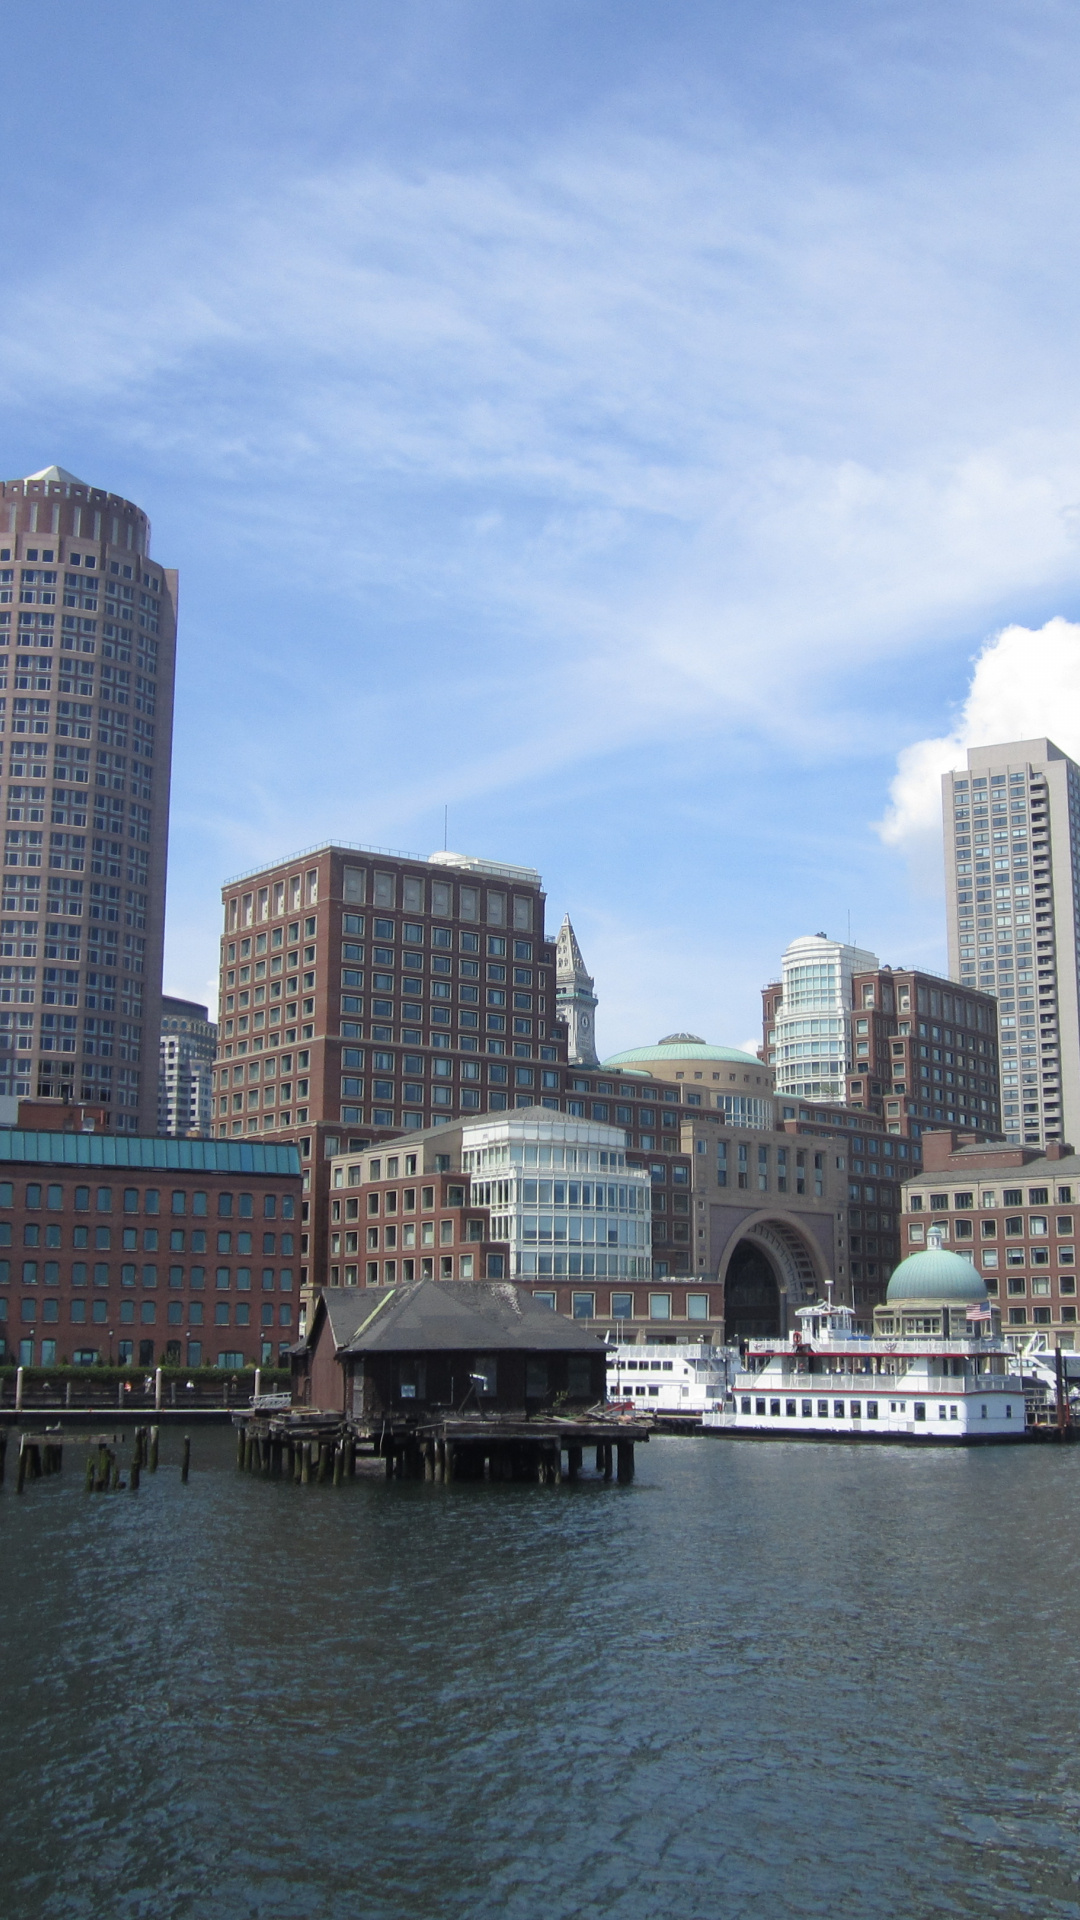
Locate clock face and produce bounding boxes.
[580,1014,590,1030]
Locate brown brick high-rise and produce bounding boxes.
[214,847,559,1287]
[0,467,176,1133]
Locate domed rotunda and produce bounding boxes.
[874,1230,994,1338]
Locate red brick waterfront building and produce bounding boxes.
[902,1129,1080,1347]
[0,1129,300,1370]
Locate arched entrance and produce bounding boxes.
[719,1215,825,1342]
[724,1242,781,1340]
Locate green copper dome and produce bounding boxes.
[601,1038,762,1068]
[886,1246,989,1304]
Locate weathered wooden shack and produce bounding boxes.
[294,1281,608,1422]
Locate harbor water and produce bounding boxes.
[3,1430,1080,1919]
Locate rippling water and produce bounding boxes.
[3,1430,1080,1919]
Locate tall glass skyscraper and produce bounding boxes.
[0,466,176,1131]
[943,739,1080,1147]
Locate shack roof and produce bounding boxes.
[307,1281,604,1356]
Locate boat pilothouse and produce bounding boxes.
[705,1233,1027,1443]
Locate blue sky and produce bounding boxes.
[4,0,1080,1055]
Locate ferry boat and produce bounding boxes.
[605,1340,738,1420]
[703,1234,1027,1443]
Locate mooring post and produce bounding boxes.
[65,1381,72,1408]
[96,1442,110,1492]
[84,1451,95,1492]
[333,1441,343,1486]
[444,1440,455,1483]
[130,1455,141,1491]
[253,1366,261,1403]
[15,1437,27,1494]
[301,1441,312,1485]
[14,1366,23,1412]
[154,1368,163,1412]
[603,1441,613,1481]
[149,1426,159,1473]
[181,1435,191,1483]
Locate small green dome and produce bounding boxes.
[601,1039,762,1068]
[886,1246,989,1304]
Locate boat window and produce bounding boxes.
[769,1399,781,1415]
[914,1402,926,1420]
[867,1401,878,1418]
[833,1400,845,1417]
[817,1399,828,1416]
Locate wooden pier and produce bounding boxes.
[233,1408,649,1486]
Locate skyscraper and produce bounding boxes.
[766,934,880,1102]
[0,466,176,1132]
[159,996,217,1136]
[943,739,1080,1148]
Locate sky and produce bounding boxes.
[4,0,1080,1058]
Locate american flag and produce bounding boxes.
[966,1303,993,1321]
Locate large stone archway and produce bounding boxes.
[718,1214,825,1342]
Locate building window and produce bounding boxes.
[571,1292,595,1319]
[649,1293,671,1320]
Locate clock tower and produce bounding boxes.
[555,914,599,1066]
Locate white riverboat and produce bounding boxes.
[605,1340,738,1418]
[703,1234,1027,1444]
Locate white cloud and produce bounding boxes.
[878,616,1080,862]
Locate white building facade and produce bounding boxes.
[770,934,880,1102]
[461,1109,651,1284]
[943,739,1080,1148]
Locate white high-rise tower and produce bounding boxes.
[555,915,598,1065]
[770,933,880,1102]
[943,738,1080,1147]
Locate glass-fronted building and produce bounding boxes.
[462,1111,651,1282]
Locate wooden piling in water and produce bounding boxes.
[130,1457,141,1491]
[617,1440,634,1483]
[15,1438,27,1494]
[84,1452,95,1493]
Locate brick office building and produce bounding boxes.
[0,1131,301,1371]
[212,844,559,1288]
[0,466,177,1131]
[902,1129,1080,1348]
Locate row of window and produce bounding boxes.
[738,1396,1008,1421]
[0,1261,293,1289]
[0,1224,295,1253]
[916,1185,1073,1209]
[911,1217,1073,1240]
[3,1296,292,1327]
[0,1181,294,1217]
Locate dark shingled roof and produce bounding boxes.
[310,1281,604,1355]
